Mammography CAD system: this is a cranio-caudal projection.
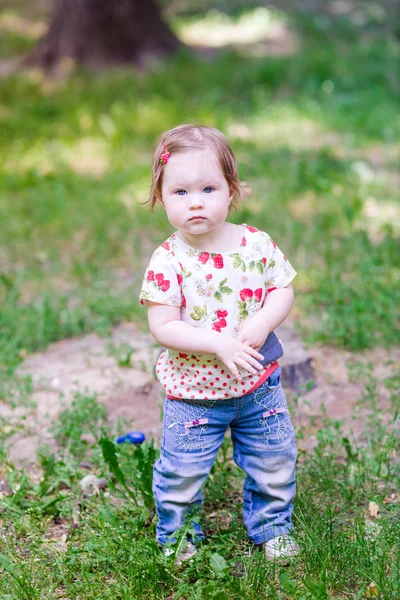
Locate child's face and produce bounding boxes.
[160,150,232,238]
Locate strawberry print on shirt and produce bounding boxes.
[139,224,296,400]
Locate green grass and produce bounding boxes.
[0,368,398,599]
[0,4,399,596]
[0,5,399,395]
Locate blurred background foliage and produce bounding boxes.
[0,0,399,396]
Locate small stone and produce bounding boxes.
[79,474,97,494]
[79,475,107,496]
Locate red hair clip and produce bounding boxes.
[160,146,170,165]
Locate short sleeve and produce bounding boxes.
[139,247,182,307]
[261,232,297,291]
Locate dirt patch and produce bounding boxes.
[291,344,400,451]
[3,323,161,467]
[1,322,398,468]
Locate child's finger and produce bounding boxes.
[235,357,258,375]
[225,360,242,380]
[244,345,264,361]
[244,355,264,370]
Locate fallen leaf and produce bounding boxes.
[364,582,380,598]
[383,493,398,504]
[368,501,379,518]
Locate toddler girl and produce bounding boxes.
[139,124,299,563]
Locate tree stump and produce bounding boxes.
[276,324,315,391]
[25,0,182,70]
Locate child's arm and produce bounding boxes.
[147,302,264,380]
[236,284,294,350]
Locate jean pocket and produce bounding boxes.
[164,398,215,454]
[265,366,281,390]
[259,408,293,446]
[253,374,293,447]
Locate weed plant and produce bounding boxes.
[0,370,398,598]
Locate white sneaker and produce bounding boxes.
[264,535,300,561]
[164,541,197,566]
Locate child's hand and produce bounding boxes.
[236,315,269,351]
[214,336,264,380]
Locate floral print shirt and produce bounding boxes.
[139,224,296,400]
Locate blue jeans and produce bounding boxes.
[153,367,297,546]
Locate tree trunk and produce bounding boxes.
[25,0,182,70]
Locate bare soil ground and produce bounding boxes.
[1,322,398,469]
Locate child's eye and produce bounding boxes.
[176,190,187,196]
[203,187,214,193]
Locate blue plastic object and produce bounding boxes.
[116,431,146,444]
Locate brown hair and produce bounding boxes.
[146,124,250,211]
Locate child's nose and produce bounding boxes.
[189,195,205,209]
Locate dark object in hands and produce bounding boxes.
[258,331,284,366]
